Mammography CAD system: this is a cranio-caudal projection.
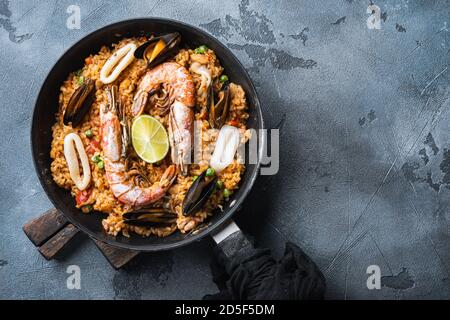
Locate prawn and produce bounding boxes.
[100,85,177,208]
[131,62,195,175]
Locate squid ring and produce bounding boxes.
[64,132,91,190]
[100,43,137,84]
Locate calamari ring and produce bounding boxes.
[64,132,91,190]
[100,43,137,84]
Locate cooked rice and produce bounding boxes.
[50,38,249,238]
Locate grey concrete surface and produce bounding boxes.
[0,0,449,299]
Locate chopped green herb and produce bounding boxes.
[216,180,224,189]
[84,204,93,211]
[192,175,199,182]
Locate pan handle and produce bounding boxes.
[211,220,252,257]
[211,220,240,244]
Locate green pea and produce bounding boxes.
[77,75,85,85]
[223,188,232,198]
[219,75,229,83]
[97,160,105,169]
[216,180,224,189]
[91,155,101,163]
[192,175,199,182]
[205,167,215,177]
[195,45,208,54]
[84,129,93,138]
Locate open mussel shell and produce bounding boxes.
[63,78,95,127]
[208,82,230,129]
[123,208,177,227]
[182,171,218,216]
[134,32,181,69]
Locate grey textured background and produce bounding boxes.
[0,0,449,299]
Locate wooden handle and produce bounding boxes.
[23,208,68,246]
[23,208,141,268]
[92,239,140,269]
[38,224,80,260]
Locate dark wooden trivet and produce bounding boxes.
[23,208,140,269]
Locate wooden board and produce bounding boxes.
[23,209,140,268]
[23,208,68,246]
[38,224,80,260]
[92,239,140,269]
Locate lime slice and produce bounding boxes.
[131,115,169,163]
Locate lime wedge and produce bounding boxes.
[131,115,169,163]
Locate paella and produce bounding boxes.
[50,33,251,238]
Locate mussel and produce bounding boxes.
[134,32,181,69]
[208,82,230,129]
[63,78,95,127]
[182,171,218,216]
[123,208,177,227]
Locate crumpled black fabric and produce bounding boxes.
[204,231,326,300]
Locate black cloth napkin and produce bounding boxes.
[204,231,326,300]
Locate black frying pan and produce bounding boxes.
[31,18,264,252]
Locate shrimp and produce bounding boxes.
[100,85,177,208]
[131,62,195,175]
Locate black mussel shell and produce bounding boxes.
[134,32,181,69]
[63,78,95,127]
[208,81,230,129]
[123,208,177,227]
[182,171,218,216]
